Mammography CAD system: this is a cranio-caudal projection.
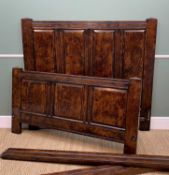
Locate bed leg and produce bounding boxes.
[12,116,22,134]
[124,138,137,154]
[12,68,23,134]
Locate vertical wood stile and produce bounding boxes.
[22,19,35,70]
[12,68,23,133]
[124,78,142,154]
[139,18,157,130]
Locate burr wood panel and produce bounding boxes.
[91,30,114,77]
[123,30,145,78]
[21,80,48,114]
[54,83,85,120]
[34,30,55,72]
[91,88,127,128]
[61,30,86,75]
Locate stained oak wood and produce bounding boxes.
[12,69,141,154]
[140,19,158,130]
[12,68,22,134]
[41,165,152,175]
[124,78,142,154]
[21,18,157,130]
[1,148,169,171]
[54,84,85,120]
[34,30,56,72]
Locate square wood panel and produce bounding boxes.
[54,83,85,120]
[91,87,127,128]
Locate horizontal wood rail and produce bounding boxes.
[1,148,169,171]
[41,165,152,175]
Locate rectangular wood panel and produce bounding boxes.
[90,87,127,128]
[61,30,86,75]
[92,30,114,77]
[21,80,48,113]
[34,30,56,72]
[54,83,85,121]
[114,31,124,78]
[123,30,145,78]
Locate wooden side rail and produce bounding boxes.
[1,148,169,171]
[41,165,152,175]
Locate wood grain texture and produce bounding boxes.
[1,148,169,171]
[91,30,114,77]
[123,30,145,78]
[11,69,141,153]
[21,18,35,70]
[21,18,157,130]
[91,88,127,128]
[124,78,142,154]
[54,84,85,120]
[139,19,157,130]
[34,30,56,72]
[12,68,22,134]
[62,30,86,75]
[21,80,48,113]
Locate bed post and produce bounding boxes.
[21,18,35,71]
[22,19,40,130]
[12,68,23,134]
[139,18,157,131]
[124,78,142,154]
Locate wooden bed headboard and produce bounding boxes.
[21,18,157,130]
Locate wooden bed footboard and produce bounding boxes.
[12,68,141,154]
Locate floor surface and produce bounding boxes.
[0,129,169,175]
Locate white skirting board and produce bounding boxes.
[150,117,169,130]
[0,116,169,130]
[0,116,11,128]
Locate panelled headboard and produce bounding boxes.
[22,18,157,130]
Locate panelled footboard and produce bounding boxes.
[12,68,141,154]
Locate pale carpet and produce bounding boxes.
[0,129,169,175]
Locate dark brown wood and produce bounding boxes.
[21,18,157,130]
[1,148,169,171]
[139,19,158,130]
[42,166,120,175]
[12,68,22,134]
[12,69,141,154]
[22,19,35,71]
[41,165,152,175]
[124,78,141,154]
